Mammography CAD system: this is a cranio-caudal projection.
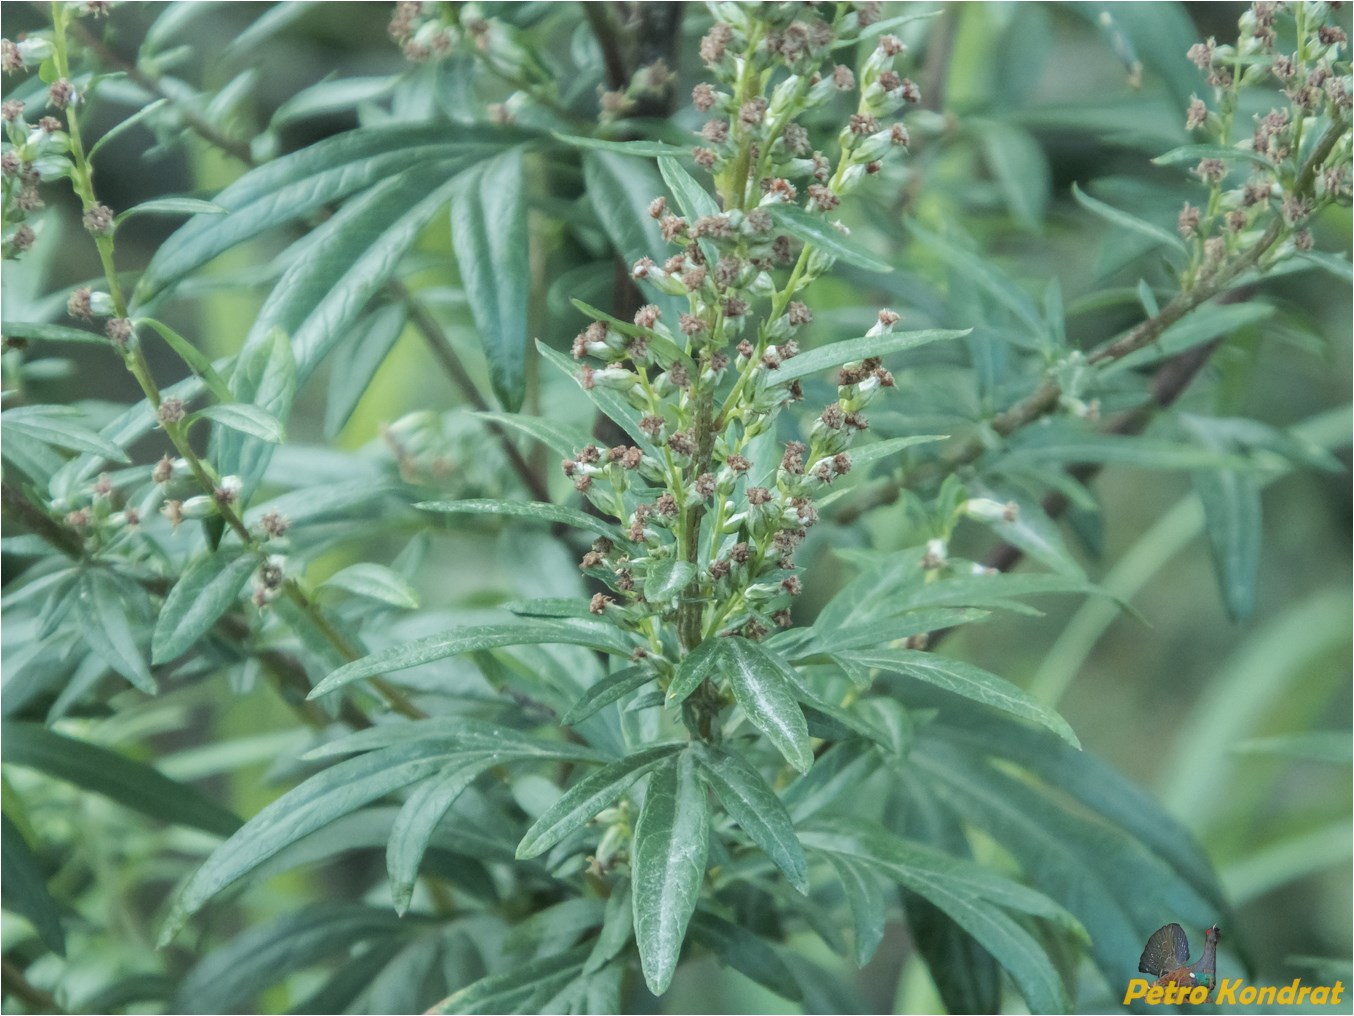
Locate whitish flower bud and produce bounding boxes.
[180,495,216,519]
[963,498,1019,524]
[922,537,947,570]
[16,38,54,64]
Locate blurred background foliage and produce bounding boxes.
[1,1,1350,1013]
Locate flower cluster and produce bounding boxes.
[1178,1,1351,278]
[1,98,70,258]
[691,3,918,212]
[558,3,914,661]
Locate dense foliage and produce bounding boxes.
[1,2,1350,1013]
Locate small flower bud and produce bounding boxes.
[83,202,114,235]
[157,398,186,425]
[104,317,132,348]
[922,538,947,570]
[47,79,75,110]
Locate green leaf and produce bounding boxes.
[554,132,690,157]
[450,147,530,410]
[838,434,949,474]
[134,124,510,305]
[505,597,596,619]
[416,498,620,540]
[1101,302,1276,376]
[1151,143,1277,170]
[115,197,228,225]
[801,819,1075,1014]
[301,715,606,765]
[537,339,647,443]
[323,303,407,438]
[161,741,469,940]
[976,120,1050,229]
[1070,182,1189,258]
[805,607,992,654]
[844,649,1079,747]
[427,945,592,1014]
[632,750,710,996]
[824,854,886,967]
[1006,432,1250,471]
[666,636,723,706]
[387,754,502,914]
[0,321,107,346]
[770,329,969,385]
[907,222,1044,333]
[215,325,295,502]
[644,558,694,602]
[76,569,155,693]
[582,150,685,318]
[561,666,653,725]
[173,904,411,1014]
[270,74,399,127]
[766,203,893,272]
[1,814,66,955]
[152,550,259,664]
[1193,465,1261,622]
[194,402,287,443]
[136,317,234,402]
[308,620,635,699]
[693,742,808,893]
[657,156,720,219]
[319,562,419,609]
[2,407,130,462]
[1232,731,1351,764]
[516,744,683,859]
[1,722,241,838]
[471,410,595,460]
[584,882,634,974]
[913,734,1212,992]
[723,637,813,773]
[688,911,803,1001]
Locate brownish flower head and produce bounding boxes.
[48,79,75,110]
[83,202,114,235]
[692,82,718,112]
[105,317,132,348]
[260,511,290,538]
[67,286,93,320]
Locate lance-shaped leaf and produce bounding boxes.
[2,722,241,838]
[450,147,530,410]
[416,498,620,540]
[308,620,635,698]
[723,637,813,773]
[770,329,968,385]
[516,744,683,859]
[193,403,286,444]
[301,715,607,764]
[318,562,419,610]
[152,549,259,664]
[1,815,66,955]
[823,854,886,967]
[2,407,130,462]
[537,340,647,444]
[666,636,723,706]
[562,667,654,725]
[693,742,808,893]
[160,741,471,942]
[644,559,694,603]
[133,124,514,305]
[632,751,710,995]
[845,648,1079,748]
[801,819,1078,1014]
[387,754,503,915]
[767,203,893,272]
[427,945,592,1015]
[77,569,155,694]
[688,911,802,1002]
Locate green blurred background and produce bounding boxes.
[2,2,1349,1012]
